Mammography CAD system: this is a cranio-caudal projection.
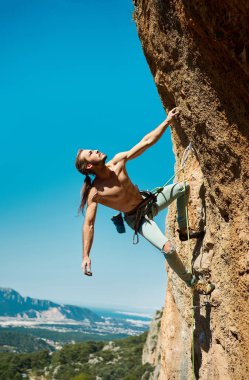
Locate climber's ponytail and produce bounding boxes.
[75,149,94,215]
[78,174,92,214]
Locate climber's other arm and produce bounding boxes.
[81,198,98,276]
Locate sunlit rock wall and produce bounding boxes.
[133,1,249,379]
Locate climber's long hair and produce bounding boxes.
[75,149,94,214]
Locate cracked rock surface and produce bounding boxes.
[133,1,249,379]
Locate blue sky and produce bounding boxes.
[0,0,175,312]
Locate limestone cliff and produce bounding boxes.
[142,309,163,379]
[133,1,249,379]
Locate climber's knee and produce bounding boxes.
[179,181,190,192]
[175,181,190,198]
[162,240,176,257]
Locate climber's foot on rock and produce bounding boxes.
[178,228,205,242]
[191,278,215,296]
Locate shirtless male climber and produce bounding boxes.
[75,108,215,295]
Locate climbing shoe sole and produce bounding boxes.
[178,229,205,242]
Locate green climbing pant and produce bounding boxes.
[124,182,192,284]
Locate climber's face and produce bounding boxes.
[79,149,107,169]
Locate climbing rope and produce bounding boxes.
[183,164,196,380]
[129,143,193,245]
[181,143,216,379]
[149,141,196,378]
[152,142,195,378]
[151,142,193,195]
[151,142,215,379]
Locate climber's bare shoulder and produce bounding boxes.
[108,152,128,166]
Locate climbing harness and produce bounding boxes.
[128,191,157,244]
[131,143,193,244]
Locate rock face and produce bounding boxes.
[133,1,249,379]
[142,309,163,379]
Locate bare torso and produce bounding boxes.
[89,160,143,213]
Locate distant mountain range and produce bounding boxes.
[0,287,102,323]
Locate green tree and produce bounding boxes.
[70,373,95,380]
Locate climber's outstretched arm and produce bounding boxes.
[81,199,98,276]
[111,107,179,163]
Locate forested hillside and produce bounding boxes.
[0,333,153,380]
